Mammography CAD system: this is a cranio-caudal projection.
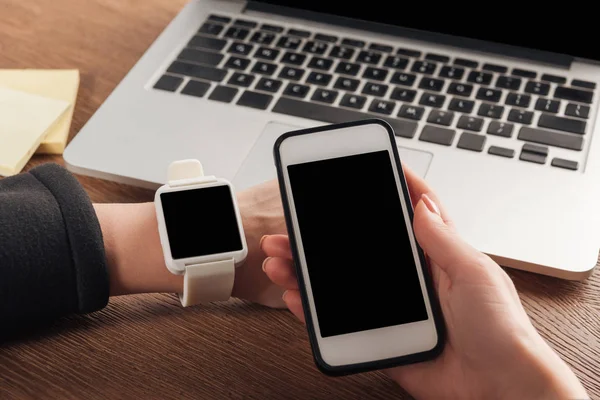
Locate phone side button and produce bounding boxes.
[272,97,418,138]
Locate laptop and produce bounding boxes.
[63,0,600,280]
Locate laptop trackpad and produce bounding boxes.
[232,121,433,192]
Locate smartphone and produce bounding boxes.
[273,119,445,376]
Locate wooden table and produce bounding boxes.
[0,1,599,398]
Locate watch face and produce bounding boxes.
[160,184,243,259]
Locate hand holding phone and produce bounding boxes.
[273,119,445,375]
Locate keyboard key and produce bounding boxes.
[519,143,548,164]
[482,63,507,73]
[411,61,437,75]
[538,114,586,134]
[207,15,230,24]
[524,81,550,96]
[250,31,275,45]
[303,41,329,55]
[363,67,388,81]
[541,74,566,84]
[478,103,504,119]
[228,72,254,87]
[362,82,388,97]
[369,43,393,52]
[554,86,593,104]
[188,35,227,51]
[228,42,253,55]
[224,27,249,40]
[476,87,502,102]
[288,28,310,38]
[180,79,211,97]
[312,88,338,104]
[279,66,305,81]
[335,62,360,76]
[419,92,446,108]
[447,82,473,97]
[496,76,521,90]
[571,79,596,90]
[398,105,425,121]
[341,38,365,47]
[308,57,333,71]
[512,68,536,79]
[467,71,493,85]
[439,66,464,80]
[260,24,284,33]
[396,48,421,57]
[283,83,310,98]
[487,121,514,137]
[565,103,590,119]
[419,77,445,92]
[234,19,257,28]
[419,125,456,146]
[535,98,560,113]
[507,109,533,124]
[329,46,354,59]
[551,158,578,171]
[252,61,277,75]
[448,98,475,113]
[426,53,450,63]
[199,22,224,36]
[256,77,282,92]
[390,88,417,102]
[454,58,478,68]
[505,92,531,108]
[237,90,273,109]
[334,77,360,91]
[306,71,332,86]
[340,94,367,109]
[384,56,409,70]
[457,115,484,132]
[391,72,416,86]
[315,33,337,42]
[488,146,515,158]
[272,97,419,138]
[153,74,183,92]
[518,126,583,150]
[255,47,280,60]
[209,85,238,103]
[167,61,227,81]
[357,51,382,64]
[281,52,306,65]
[369,99,396,115]
[457,132,486,152]
[276,36,302,50]
[225,56,251,70]
[427,110,454,126]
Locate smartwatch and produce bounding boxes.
[154,159,248,306]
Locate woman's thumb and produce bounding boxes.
[413,194,481,281]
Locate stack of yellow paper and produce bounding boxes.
[0,69,80,176]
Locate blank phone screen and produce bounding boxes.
[287,150,428,338]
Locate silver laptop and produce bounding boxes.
[64,0,600,280]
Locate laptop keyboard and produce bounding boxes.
[152,14,597,172]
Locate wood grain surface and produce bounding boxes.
[0,1,599,399]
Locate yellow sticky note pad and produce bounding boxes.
[0,69,79,154]
[0,87,69,176]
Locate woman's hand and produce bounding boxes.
[260,165,588,400]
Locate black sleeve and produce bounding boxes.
[0,163,109,329]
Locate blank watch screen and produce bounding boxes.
[160,185,243,259]
[287,150,428,338]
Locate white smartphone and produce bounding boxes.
[273,119,445,376]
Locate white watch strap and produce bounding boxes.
[167,159,216,187]
[179,258,235,306]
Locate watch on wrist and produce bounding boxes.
[154,159,248,306]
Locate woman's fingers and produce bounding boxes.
[263,256,298,290]
[260,234,293,259]
[283,290,305,323]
